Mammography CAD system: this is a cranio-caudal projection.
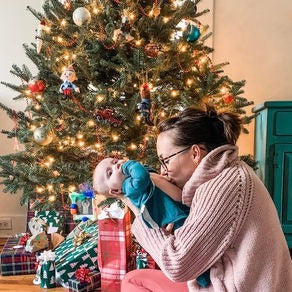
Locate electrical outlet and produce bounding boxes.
[0,217,12,230]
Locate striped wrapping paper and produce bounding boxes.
[97,208,132,292]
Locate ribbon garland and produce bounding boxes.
[74,267,91,283]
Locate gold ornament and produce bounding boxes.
[33,127,53,146]
[152,5,161,17]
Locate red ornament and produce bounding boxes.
[140,83,150,99]
[28,79,46,93]
[223,94,235,104]
[145,43,159,58]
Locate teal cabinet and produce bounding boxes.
[253,101,292,247]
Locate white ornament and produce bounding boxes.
[73,7,91,26]
[36,23,45,53]
[33,127,53,146]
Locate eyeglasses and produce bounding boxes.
[158,146,190,171]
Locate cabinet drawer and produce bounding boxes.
[275,111,292,135]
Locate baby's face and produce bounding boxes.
[93,158,126,194]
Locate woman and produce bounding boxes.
[121,105,292,292]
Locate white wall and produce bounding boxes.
[0,0,291,235]
[0,0,43,236]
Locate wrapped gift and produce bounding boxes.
[39,250,57,288]
[97,203,132,292]
[27,209,76,236]
[36,210,64,234]
[55,220,98,286]
[25,231,49,253]
[28,217,47,235]
[0,236,36,276]
[68,269,101,292]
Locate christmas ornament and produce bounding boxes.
[59,65,80,99]
[93,108,122,127]
[36,21,46,54]
[28,79,46,93]
[145,43,159,58]
[186,25,200,42]
[33,127,53,146]
[223,94,235,104]
[73,7,91,26]
[121,16,131,33]
[137,83,154,126]
[152,5,161,17]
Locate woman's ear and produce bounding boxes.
[190,144,203,165]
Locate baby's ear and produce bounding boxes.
[109,189,123,198]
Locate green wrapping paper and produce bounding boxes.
[40,261,56,288]
[36,210,64,234]
[55,221,98,285]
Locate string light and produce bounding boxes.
[129,13,136,21]
[186,78,193,86]
[163,17,170,23]
[136,115,142,121]
[48,195,56,202]
[68,185,76,193]
[171,90,179,97]
[96,95,104,102]
[78,140,85,147]
[87,119,96,127]
[36,186,45,193]
[160,111,166,117]
[72,54,77,59]
[76,133,84,139]
[47,184,54,191]
[44,25,51,33]
[129,143,137,150]
[135,40,142,47]
[52,170,60,177]
[220,86,229,94]
[34,104,41,110]
[95,142,102,149]
[60,19,67,26]
[57,36,63,43]
[112,134,119,142]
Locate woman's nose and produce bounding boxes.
[160,166,168,176]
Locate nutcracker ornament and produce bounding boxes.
[137,83,154,126]
[59,65,80,100]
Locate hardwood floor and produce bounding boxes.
[0,275,66,291]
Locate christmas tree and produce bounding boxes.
[0,0,253,210]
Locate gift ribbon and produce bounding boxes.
[73,230,91,248]
[39,250,56,263]
[74,267,91,283]
[19,234,30,246]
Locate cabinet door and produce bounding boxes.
[274,144,292,247]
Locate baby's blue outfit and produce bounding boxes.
[121,160,211,288]
[122,160,189,230]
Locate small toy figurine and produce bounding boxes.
[59,65,80,99]
[137,83,154,126]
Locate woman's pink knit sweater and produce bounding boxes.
[132,145,292,291]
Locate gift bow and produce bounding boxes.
[19,234,30,246]
[73,230,91,247]
[39,250,56,263]
[75,267,91,283]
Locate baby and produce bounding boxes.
[93,157,210,287]
[93,157,189,230]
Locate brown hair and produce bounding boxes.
[157,105,242,152]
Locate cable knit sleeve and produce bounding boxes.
[131,162,254,282]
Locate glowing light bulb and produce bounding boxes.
[57,36,63,43]
[130,143,137,150]
[163,17,170,23]
[160,111,166,117]
[48,195,56,202]
[36,186,45,193]
[48,156,55,163]
[60,19,67,26]
[171,90,179,97]
[47,184,53,191]
[68,185,76,193]
[135,40,142,46]
[220,86,228,94]
[78,141,85,147]
[52,170,60,177]
[87,120,95,127]
[112,134,119,142]
[76,133,84,139]
[96,95,104,102]
[186,79,193,86]
[95,143,102,149]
